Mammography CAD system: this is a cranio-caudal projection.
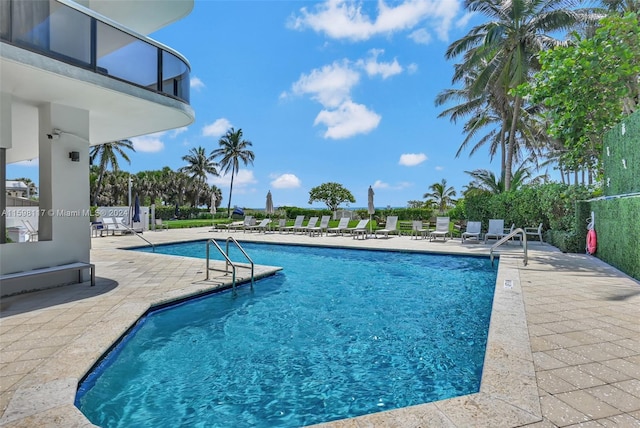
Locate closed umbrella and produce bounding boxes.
[210,193,217,215]
[174,202,180,219]
[132,194,140,223]
[265,191,274,217]
[367,186,375,235]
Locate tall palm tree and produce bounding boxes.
[446,0,598,190]
[89,140,135,205]
[180,146,218,207]
[211,128,255,216]
[423,179,457,214]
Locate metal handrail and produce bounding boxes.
[206,239,237,290]
[490,228,528,266]
[226,236,255,289]
[120,223,155,252]
[206,237,255,294]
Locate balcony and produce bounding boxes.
[0,0,190,104]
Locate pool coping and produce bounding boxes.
[2,234,540,427]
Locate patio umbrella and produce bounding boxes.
[132,194,140,223]
[265,191,274,217]
[210,193,217,215]
[367,185,375,234]
[174,202,180,219]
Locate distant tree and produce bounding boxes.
[407,200,426,208]
[180,146,219,206]
[89,140,135,206]
[423,179,457,214]
[211,128,255,217]
[308,182,356,212]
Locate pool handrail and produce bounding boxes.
[490,228,527,266]
[225,236,255,289]
[206,238,254,294]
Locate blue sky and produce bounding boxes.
[8,0,556,209]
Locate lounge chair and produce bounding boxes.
[411,220,428,239]
[246,218,271,233]
[327,217,350,236]
[297,216,318,234]
[525,223,544,244]
[22,220,38,241]
[275,218,287,233]
[102,217,129,235]
[346,219,369,239]
[484,219,505,243]
[308,215,331,237]
[374,216,398,238]
[461,221,482,243]
[228,215,254,232]
[281,215,305,234]
[429,217,451,242]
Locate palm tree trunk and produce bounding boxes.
[499,112,508,177]
[227,165,236,218]
[504,95,523,191]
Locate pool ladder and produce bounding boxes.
[490,228,528,266]
[206,237,255,293]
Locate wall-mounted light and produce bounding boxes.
[69,151,80,162]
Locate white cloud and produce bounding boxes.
[291,61,359,108]
[190,76,205,91]
[314,100,381,139]
[209,169,257,190]
[435,165,444,171]
[408,28,432,45]
[131,134,164,153]
[373,180,390,189]
[203,118,232,138]
[270,173,302,189]
[358,49,402,79]
[407,63,418,74]
[373,179,412,190]
[170,127,188,138]
[288,0,460,42]
[399,153,427,166]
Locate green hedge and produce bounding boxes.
[590,196,640,280]
[602,110,640,196]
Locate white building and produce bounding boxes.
[0,0,195,295]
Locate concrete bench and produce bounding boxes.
[1,262,96,287]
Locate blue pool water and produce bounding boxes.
[76,241,497,427]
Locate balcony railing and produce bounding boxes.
[0,0,190,104]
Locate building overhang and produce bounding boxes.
[1,43,195,163]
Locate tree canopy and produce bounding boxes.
[520,12,640,173]
[308,182,355,212]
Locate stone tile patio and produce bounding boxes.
[1,227,638,427]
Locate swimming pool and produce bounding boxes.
[76,241,497,427]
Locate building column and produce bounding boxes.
[38,103,90,251]
[0,93,12,244]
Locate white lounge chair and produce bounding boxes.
[103,217,129,235]
[429,217,451,242]
[374,216,399,238]
[411,220,428,239]
[246,218,271,233]
[297,216,318,234]
[327,217,350,236]
[505,223,522,245]
[346,219,369,239]
[281,215,305,234]
[308,215,331,237]
[525,223,544,244]
[484,219,505,243]
[462,221,482,243]
[228,215,254,232]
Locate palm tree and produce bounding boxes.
[180,146,218,207]
[89,140,135,205]
[423,179,457,214]
[211,128,255,216]
[446,0,598,190]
